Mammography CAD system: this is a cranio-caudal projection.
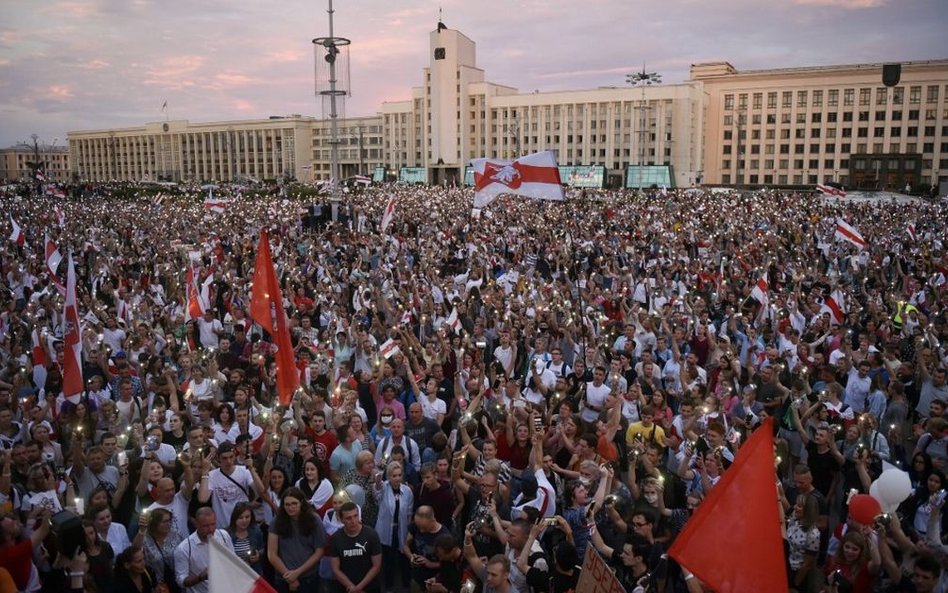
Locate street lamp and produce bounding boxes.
[626,65,662,169]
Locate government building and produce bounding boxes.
[65,24,948,191]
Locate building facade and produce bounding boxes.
[694,60,948,190]
[0,145,70,183]
[69,116,316,183]
[66,25,948,190]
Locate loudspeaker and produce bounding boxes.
[882,63,901,88]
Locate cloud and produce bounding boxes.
[47,85,74,99]
[795,0,885,6]
[142,55,205,89]
[265,49,305,64]
[42,1,101,18]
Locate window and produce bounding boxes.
[908,127,918,137]
[767,114,777,124]
[768,92,777,109]
[813,90,823,107]
[752,114,761,125]
[828,89,839,107]
[753,93,762,110]
[827,112,837,123]
[909,110,919,120]
[724,130,733,140]
[860,88,871,106]
[827,128,836,138]
[724,115,733,126]
[810,144,820,154]
[844,89,854,106]
[843,112,853,122]
[859,111,869,122]
[826,143,835,153]
[876,88,887,105]
[798,90,808,107]
[795,129,806,139]
[724,94,734,110]
[893,87,904,104]
[858,128,868,138]
[875,111,887,121]
[927,85,939,104]
[782,113,792,124]
[797,113,807,124]
[812,113,822,123]
[874,127,885,137]
[892,111,902,121]
[890,127,901,137]
[925,126,936,136]
[739,94,748,109]
[910,86,921,104]
[811,128,821,138]
[783,92,792,108]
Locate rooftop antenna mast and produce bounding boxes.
[313,0,351,200]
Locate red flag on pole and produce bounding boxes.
[668,417,788,593]
[249,230,298,406]
[62,254,84,397]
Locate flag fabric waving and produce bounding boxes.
[250,230,299,406]
[835,218,868,249]
[205,197,230,214]
[380,196,396,233]
[471,150,564,208]
[44,234,65,294]
[8,217,24,246]
[751,275,769,306]
[54,206,65,227]
[209,537,275,593]
[821,289,846,325]
[668,417,788,593]
[816,183,846,197]
[62,254,84,398]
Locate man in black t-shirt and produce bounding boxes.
[328,502,383,593]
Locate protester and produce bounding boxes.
[0,180,946,593]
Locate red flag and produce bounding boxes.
[62,254,84,397]
[472,150,564,208]
[31,327,49,368]
[668,417,788,593]
[816,183,846,198]
[249,229,299,406]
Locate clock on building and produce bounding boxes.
[434,47,445,60]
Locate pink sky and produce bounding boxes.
[1,0,945,147]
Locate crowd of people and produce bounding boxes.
[0,179,946,593]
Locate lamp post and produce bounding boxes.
[625,65,662,173]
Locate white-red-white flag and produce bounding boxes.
[816,184,846,198]
[472,150,564,208]
[44,234,65,294]
[62,254,83,397]
[54,206,65,227]
[31,327,49,368]
[209,537,275,593]
[820,289,846,325]
[35,170,47,182]
[204,198,230,214]
[835,218,868,250]
[751,275,769,306]
[380,195,396,233]
[379,338,401,359]
[907,223,917,242]
[445,307,462,334]
[8,217,24,246]
[45,186,66,199]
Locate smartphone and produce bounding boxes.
[533,416,543,432]
[544,518,558,527]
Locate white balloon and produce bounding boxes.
[869,480,882,506]
[875,468,913,512]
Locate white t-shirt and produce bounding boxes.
[197,318,223,349]
[581,382,612,423]
[148,490,191,540]
[207,466,254,528]
[493,345,514,376]
[25,489,62,514]
[420,396,447,421]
